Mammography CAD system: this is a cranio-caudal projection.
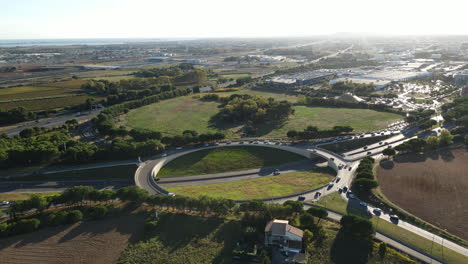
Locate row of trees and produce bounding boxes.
[352,157,379,194]
[395,130,453,153]
[287,125,354,140]
[0,107,37,125]
[297,96,404,116]
[442,95,468,134]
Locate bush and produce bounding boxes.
[11,218,40,235]
[66,210,83,224]
[88,205,108,220]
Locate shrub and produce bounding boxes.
[66,210,83,224]
[89,205,108,220]
[11,218,40,235]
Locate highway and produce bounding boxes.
[0,108,103,136]
[133,130,468,262]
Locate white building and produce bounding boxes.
[264,219,303,253]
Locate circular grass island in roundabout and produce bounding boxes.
[155,146,337,200]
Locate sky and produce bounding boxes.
[1,0,467,39]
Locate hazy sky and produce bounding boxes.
[1,0,467,39]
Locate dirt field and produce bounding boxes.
[377,147,468,240]
[0,215,145,264]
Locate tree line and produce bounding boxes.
[287,125,354,140]
[352,156,379,194]
[296,96,404,116]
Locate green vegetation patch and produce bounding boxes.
[118,214,242,264]
[0,192,58,201]
[125,95,401,138]
[0,95,101,111]
[166,169,333,200]
[2,165,137,182]
[312,193,467,264]
[158,146,307,177]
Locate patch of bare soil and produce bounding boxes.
[377,147,468,240]
[0,215,145,264]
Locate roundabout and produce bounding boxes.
[135,142,353,201]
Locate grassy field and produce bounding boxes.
[1,164,138,182]
[0,95,101,111]
[166,169,333,200]
[0,192,59,201]
[312,193,468,264]
[125,94,401,138]
[158,146,307,177]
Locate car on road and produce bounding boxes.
[342,186,348,193]
[359,202,368,207]
[297,196,306,201]
[314,192,321,198]
[338,188,343,193]
[1,201,10,206]
[367,151,372,155]
[239,141,245,144]
[348,167,352,171]
[273,169,281,175]
[161,153,168,157]
[215,142,220,145]
[275,142,281,145]
[226,141,232,144]
[253,141,259,144]
[373,208,382,216]
[335,177,341,183]
[327,182,334,189]
[363,146,368,150]
[390,215,399,223]
[176,147,183,150]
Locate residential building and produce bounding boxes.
[264,219,303,252]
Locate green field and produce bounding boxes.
[0,95,101,111]
[166,169,333,200]
[312,193,467,264]
[0,192,59,201]
[158,146,307,177]
[125,95,402,138]
[2,164,137,182]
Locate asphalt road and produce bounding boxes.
[0,108,102,136]
[157,160,317,187]
[0,179,132,193]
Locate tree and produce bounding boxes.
[426,136,440,149]
[287,130,298,140]
[378,242,387,259]
[303,229,314,252]
[283,200,303,214]
[89,205,108,219]
[340,215,374,240]
[117,186,149,203]
[382,148,396,159]
[300,213,315,230]
[464,135,468,145]
[439,129,453,146]
[66,210,83,224]
[307,207,328,225]
[353,178,378,193]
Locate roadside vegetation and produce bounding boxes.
[1,164,137,182]
[158,146,307,177]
